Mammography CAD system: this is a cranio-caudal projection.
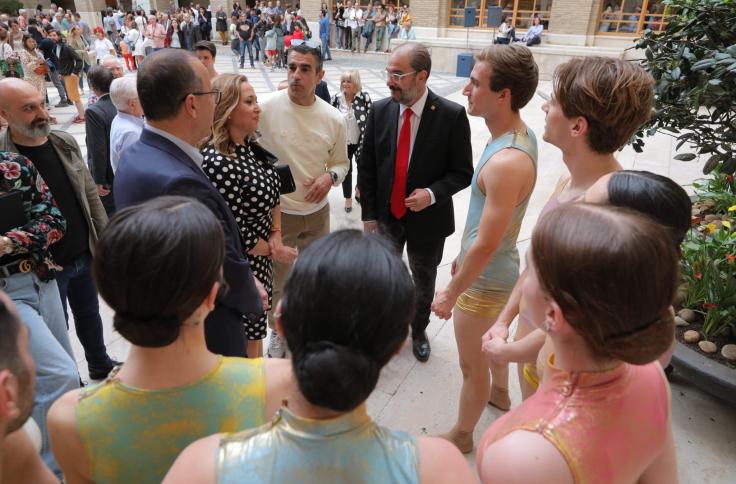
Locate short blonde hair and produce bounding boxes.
[340,70,362,93]
[553,57,654,154]
[204,74,249,156]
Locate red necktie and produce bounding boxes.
[391,108,412,220]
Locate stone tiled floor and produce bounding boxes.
[47,47,735,483]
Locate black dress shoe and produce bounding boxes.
[88,359,122,380]
[412,333,431,362]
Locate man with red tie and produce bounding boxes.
[358,43,473,362]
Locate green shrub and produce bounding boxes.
[633,0,736,175]
[0,0,22,16]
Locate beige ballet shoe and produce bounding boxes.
[488,385,511,411]
[438,429,474,454]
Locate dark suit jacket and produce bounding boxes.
[56,42,83,76]
[114,129,263,325]
[316,80,331,104]
[85,94,117,188]
[39,38,59,68]
[358,89,473,240]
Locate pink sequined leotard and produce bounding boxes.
[477,356,670,484]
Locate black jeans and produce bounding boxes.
[343,26,352,50]
[381,218,445,338]
[342,144,358,199]
[55,252,112,368]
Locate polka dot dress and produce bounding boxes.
[203,142,281,340]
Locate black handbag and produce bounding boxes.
[249,141,296,195]
[275,164,296,195]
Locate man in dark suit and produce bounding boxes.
[316,79,330,103]
[359,42,473,362]
[85,66,117,215]
[114,49,265,357]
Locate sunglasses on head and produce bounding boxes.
[290,38,321,50]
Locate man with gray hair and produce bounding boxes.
[87,55,123,107]
[359,42,473,362]
[109,77,144,173]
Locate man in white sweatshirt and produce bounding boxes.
[258,40,349,357]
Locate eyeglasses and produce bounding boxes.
[290,38,321,50]
[182,89,222,104]
[383,69,418,82]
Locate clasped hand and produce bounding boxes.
[431,289,455,320]
[481,322,511,364]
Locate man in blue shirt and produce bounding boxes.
[319,10,332,61]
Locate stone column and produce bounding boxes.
[74,0,108,30]
[299,0,322,35]
[547,0,600,46]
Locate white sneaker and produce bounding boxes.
[267,332,287,358]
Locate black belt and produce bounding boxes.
[0,259,34,278]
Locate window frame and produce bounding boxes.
[596,0,671,36]
[447,0,552,30]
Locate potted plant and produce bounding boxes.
[634,0,736,402]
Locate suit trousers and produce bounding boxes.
[381,216,445,338]
[267,204,330,330]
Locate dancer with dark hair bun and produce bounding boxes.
[47,196,290,484]
[477,203,679,484]
[494,170,693,386]
[166,230,474,484]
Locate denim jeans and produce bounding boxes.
[0,272,79,476]
[321,34,332,60]
[375,26,386,51]
[78,62,90,90]
[55,252,111,369]
[239,38,254,67]
[253,36,262,61]
[387,23,398,50]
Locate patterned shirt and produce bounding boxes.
[0,151,66,280]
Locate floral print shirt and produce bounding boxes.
[0,151,66,280]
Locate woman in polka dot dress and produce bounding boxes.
[331,70,372,213]
[201,74,298,357]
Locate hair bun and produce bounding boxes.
[112,313,181,348]
[294,341,379,412]
[602,312,675,365]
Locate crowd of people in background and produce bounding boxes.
[0,2,690,484]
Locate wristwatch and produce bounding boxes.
[329,171,338,184]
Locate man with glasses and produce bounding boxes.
[114,49,266,358]
[258,40,349,358]
[358,42,473,362]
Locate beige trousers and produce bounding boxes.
[267,204,330,329]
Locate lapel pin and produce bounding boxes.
[431,104,437,111]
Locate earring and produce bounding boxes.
[543,320,553,333]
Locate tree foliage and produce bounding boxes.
[0,0,22,16]
[634,0,736,174]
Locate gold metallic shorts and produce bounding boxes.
[456,286,510,318]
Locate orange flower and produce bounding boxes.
[728,254,736,264]
[703,302,718,310]
[695,272,703,279]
